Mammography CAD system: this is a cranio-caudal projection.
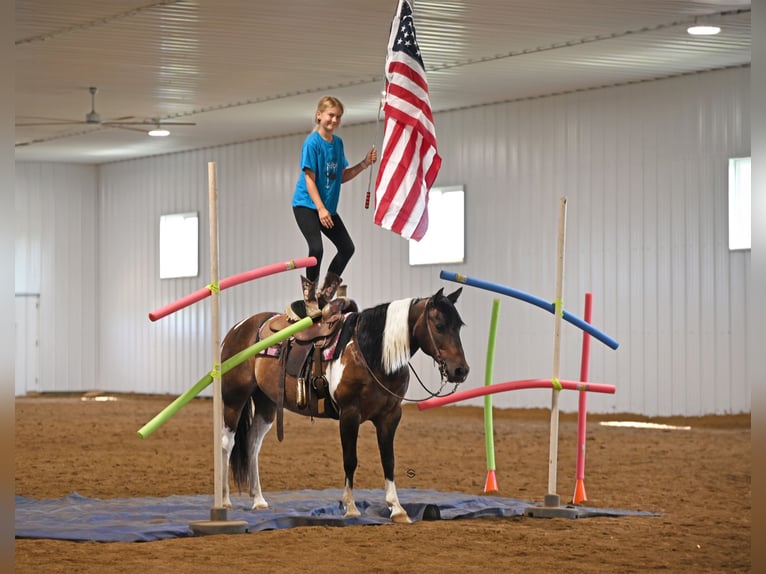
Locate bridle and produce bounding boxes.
[420,296,450,383]
[354,296,460,402]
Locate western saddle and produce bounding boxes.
[264,297,358,440]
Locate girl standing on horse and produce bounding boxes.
[291,95,377,319]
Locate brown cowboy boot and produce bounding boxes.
[301,275,321,318]
[317,271,342,308]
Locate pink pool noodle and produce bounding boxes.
[417,378,615,411]
[148,257,316,321]
[573,292,593,504]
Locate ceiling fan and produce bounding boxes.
[15,86,196,133]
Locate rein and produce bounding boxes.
[406,359,460,401]
[353,298,460,403]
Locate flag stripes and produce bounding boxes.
[373,0,441,241]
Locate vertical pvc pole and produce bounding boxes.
[483,299,501,493]
[208,162,224,512]
[546,196,567,505]
[573,292,593,504]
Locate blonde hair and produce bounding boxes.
[313,96,344,131]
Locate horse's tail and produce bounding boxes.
[224,311,275,491]
[229,398,253,490]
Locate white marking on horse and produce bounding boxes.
[221,425,236,508]
[342,480,361,517]
[326,346,347,399]
[385,479,411,523]
[247,415,273,510]
[382,298,412,374]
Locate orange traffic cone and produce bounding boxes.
[572,479,588,504]
[483,469,499,494]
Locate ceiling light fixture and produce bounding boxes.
[687,17,721,36]
[148,127,170,137]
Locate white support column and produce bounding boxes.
[546,196,567,503]
[208,162,223,511]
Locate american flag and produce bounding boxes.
[373,0,441,241]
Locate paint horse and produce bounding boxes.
[220,288,469,523]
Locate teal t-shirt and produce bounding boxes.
[292,131,348,215]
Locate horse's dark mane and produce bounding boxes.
[351,301,393,374]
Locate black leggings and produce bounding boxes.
[293,206,355,283]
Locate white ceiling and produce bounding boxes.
[15,0,751,164]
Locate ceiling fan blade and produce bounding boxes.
[103,120,197,126]
[16,115,80,122]
[16,120,87,127]
[106,124,152,133]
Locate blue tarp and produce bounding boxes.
[15,489,658,542]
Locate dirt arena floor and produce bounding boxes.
[15,393,750,573]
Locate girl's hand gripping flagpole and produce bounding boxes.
[365,93,385,209]
[364,144,376,209]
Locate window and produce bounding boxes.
[409,185,465,266]
[159,212,199,279]
[728,157,751,251]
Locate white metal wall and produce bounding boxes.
[14,162,99,394]
[16,67,750,416]
[431,68,750,416]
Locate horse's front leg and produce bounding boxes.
[375,406,411,523]
[339,410,362,518]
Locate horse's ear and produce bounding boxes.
[446,287,462,304]
[434,287,445,299]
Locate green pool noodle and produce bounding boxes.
[484,299,501,471]
[137,316,313,438]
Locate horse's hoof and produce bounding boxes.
[344,507,361,518]
[391,512,412,524]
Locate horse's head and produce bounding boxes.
[415,287,470,383]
